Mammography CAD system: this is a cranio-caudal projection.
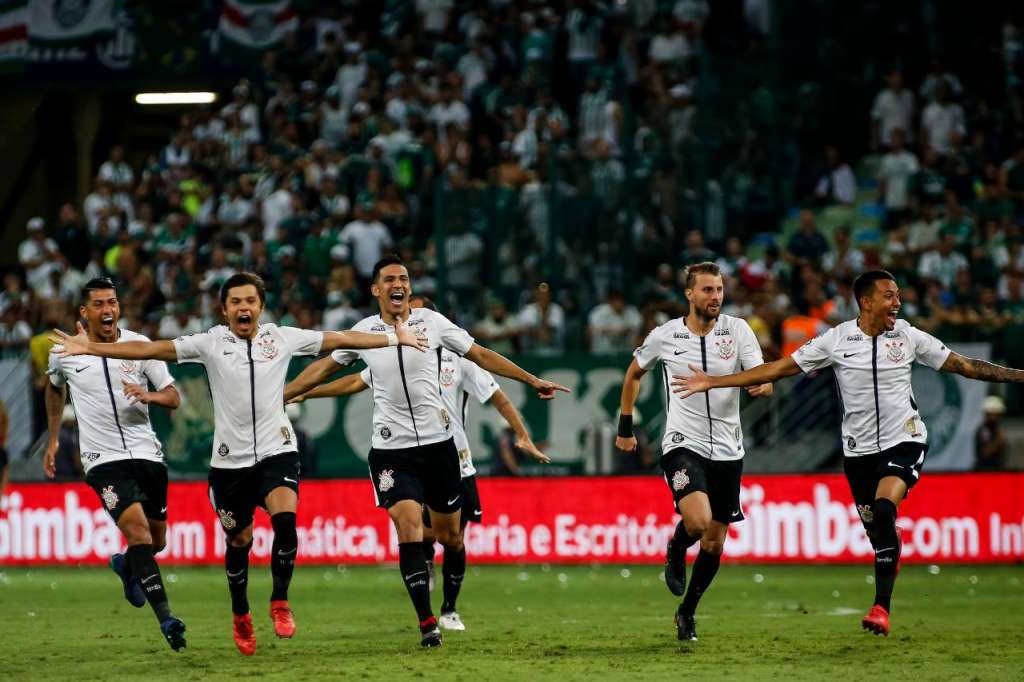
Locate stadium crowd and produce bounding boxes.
[5,1,1024,434]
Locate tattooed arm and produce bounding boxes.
[941,352,1024,383]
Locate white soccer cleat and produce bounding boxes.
[438,611,465,631]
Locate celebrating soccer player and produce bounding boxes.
[44,277,187,651]
[673,269,1024,636]
[615,262,772,642]
[288,294,550,632]
[51,271,427,656]
[284,255,569,647]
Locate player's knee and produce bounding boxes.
[683,517,710,539]
[437,528,464,552]
[701,537,726,555]
[121,519,152,546]
[228,526,253,547]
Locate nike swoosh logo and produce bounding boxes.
[473,510,482,515]
[404,571,426,580]
[843,352,859,358]
[277,548,297,556]
[140,574,160,584]
[222,351,233,355]
[673,351,686,355]
[283,477,297,484]
[875,547,896,554]
[160,507,167,513]
[887,461,904,469]
[227,569,246,578]
[447,496,460,506]
[75,366,88,373]
[731,510,740,517]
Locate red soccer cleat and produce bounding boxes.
[233,613,257,655]
[270,600,296,638]
[861,604,890,636]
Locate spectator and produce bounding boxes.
[871,68,915,150]
[919,233,969,289]
[473,297,519,355]
[814,145,857,206]
[821,225,865,281]
[974,395,1008,470]
[18,217,61,297]
[920,82,965,158]
[338,201,394,285]
[679,230,716,266]
[0,303,31,350]
[877,129,919,229]
[587,288,641,354]
[785,209,830,269]
[517,282,565,355]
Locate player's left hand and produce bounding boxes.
[122,380,152,405]
[515,437,551,464]
[49,321,90,357]
[671,364,710,399]
[533,378,571,400]
[395,322,429,352]
[746,382,773,397]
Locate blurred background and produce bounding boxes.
[2,0,1024,483]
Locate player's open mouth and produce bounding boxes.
[887,310,898,323]
[100,315,115,331]
[389,291,405,304]
[238,313,252,325]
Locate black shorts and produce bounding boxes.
[423,475,483,528]
[208,452,300,535]
[86,459,168,522]
[660,448,744,524]
[844,442,927,524]
[368,438,462,513]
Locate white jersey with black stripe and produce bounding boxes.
[792,319,951,457]
[333,308,475,450]
[634,314,764,461]
[47,328,175,474]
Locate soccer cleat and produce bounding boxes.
[862,605,890,636]
[160,616,187,651]
[426,559,436,592]
[675,607,697,641]
[664,538,686,596]
[270,600,296,638]
[420,616,443,648]
[109,553,146,608]
[439,610,466,631]
[233,613,257,655]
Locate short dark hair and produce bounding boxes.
[220,271,266,306]
[371,254,405,282]
[683,262,721,290]
[852,270,896,307]
[410,295,438,311]
[80,277,117,306]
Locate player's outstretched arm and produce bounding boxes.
[940,352,1024,382]
[672,356,801,399]
[42,382,66,479]
[49,322,177,361]
[322,324,428,352]
[284,355,345,402]
[288,373,369,403]
[615,358,647,452]
[464,343,570,399]
[489,389,551,464]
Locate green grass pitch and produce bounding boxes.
[1,564,1021,680]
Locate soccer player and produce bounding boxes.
[284,255,569,647]
[673,269,1024,636]
[51,271,426,656]
[615,262,772,642]
[288,294,550,632]
[44,277,186,651]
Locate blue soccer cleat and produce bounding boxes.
[160,616,187,651]
[109,553,146,608]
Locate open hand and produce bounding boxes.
[42,440,59,479]
[671,364,711,399]
[396,322,429,352]
[515,437,551,464]
[49,321,90,357]
[746,383,773,397]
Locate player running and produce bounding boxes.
[44,277,186,651]
[50,271,426,656]
[288,294,550,631]
[284,255,569,647]
[615,262,772,642]
[673,270,1024,636]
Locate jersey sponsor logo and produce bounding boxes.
[370,324,386,332]
[884,331,901,339]
[673,332,690,339]
[379,426,392,440]
[716,338,735,360]
[904,417,920,437]
[119,360,137,374]
[281,427,293,446]
[378,469,396,492]
[222,336,236,343]
[885,341,905,362]
[407,319,424,327]
[217,508,237,530]
[671,432,684,444]
[847,436,856,450]
[100,485,120,511]
[734,425,741,442]
[439,367,456,388]
[259,336,279,360]
[82,452,101,462]
[218,443,230,457]
[441,408,451,431]
[671,468,689,491]
[713,328,730,336]
[846,334,863,341]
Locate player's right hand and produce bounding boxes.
[395,322,429,352]
[671,364,710,399]
[43,440,58,479]
[516,437,551,464]
[286,393,306,404]
[49,321,90,357]
[533,378,571,400]
[615,435,637,452]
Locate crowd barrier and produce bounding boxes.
[1,473,1021,565]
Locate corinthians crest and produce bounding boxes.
[218,508,237,530]
[885,340,905,362]
[100,485,119,510]
[259,336,279,360]
[119,360,137,374]
[671,469,689,491]
[439,366,455,388]
[716,339,735,360]
[378,469,396,492]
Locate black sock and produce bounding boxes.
[441,546,467,613]
[681,550,722,616]
[670,520,701,565]
[125,543,172,622]
[225,540,252,616]
[270,512,298,602]
[422,539,436,562]
[871,498,900,612]
[399,541,434,623]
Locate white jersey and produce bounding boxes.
[48,329,175,474]
[173,323,323,469]
[332,308,475,450]
[634,315,764,461]
[362,353,498,477]
[793,319,951,457]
